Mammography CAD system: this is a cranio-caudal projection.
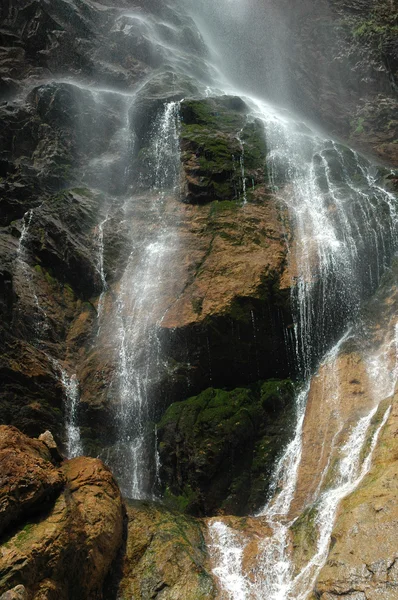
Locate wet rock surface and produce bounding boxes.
[1,0,398,596]
[108,501,216,600]
[0,427,124,600]
[158,381,295,516]
[309,263,398,599]
[313,389,398,600]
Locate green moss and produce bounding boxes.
[260,379,295,410]
[351,116,365,135]
[291,504,319,560]
[163,485,199,512]
[70,187,93,197]
[209,200,239,215]
[353,20,398,42]
[180,97,270,204]
[158,380,295,515]
[39,228,46,249]
[191,297,204,315]
[226,298,251,323]
[181,100,219,126]
[63,283,75,298]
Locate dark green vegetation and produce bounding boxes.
[157,380,295,516]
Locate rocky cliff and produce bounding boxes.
[1,0,398,598]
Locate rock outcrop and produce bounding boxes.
[108,502,216,600]
[313,388,398,600]
[158,380,295,516]
[0,425,64,536]
[1,0,398,596]
[308,262,398,599]
[0,426,124,600]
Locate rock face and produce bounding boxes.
[0,426,124,600]
[178,97,268,205]
[271,0,398,165]
[0,0,398,596]
[109,502,216,600]
[158,381,295,516]
[0,0,293,467]
[309,263,398,599]
[313,389,398,600]
[0,425,64,536]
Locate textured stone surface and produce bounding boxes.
[0,443,124,600]
[158,381,295,516]
[0,426,64,536]
[313,389,398,599]
[112,501,216,600]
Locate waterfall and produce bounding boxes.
[7,0,397,594]
[59,369,84,459]
[107,101,181,499]
[205,93,398,600]
[15,205,84,457]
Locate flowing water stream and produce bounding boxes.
[205,104,398,599]
[11,0,398,593]
[104,100,182,498]
[192,9,398,595]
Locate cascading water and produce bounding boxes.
[180,4,398,596]
[206,107,398,597]
[59,368,84,459]
[8,0,397,593]
[106,100,182,499]
[15,204,84,457]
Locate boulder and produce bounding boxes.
[179,97,268,205]
[0,448,124,600]
[0,426,64,536]
[0,586,27,600]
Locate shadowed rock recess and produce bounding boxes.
[1,0,398,598]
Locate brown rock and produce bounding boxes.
[0,585,27,600]
[114,501,216,600]
[38,430,57,450]
[290,349,377,519]
[0,425,65,536]
[0,455,124,600]
[313,389,398,599]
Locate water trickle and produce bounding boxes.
[244,98,398,378]
[15,206,84,455]
[208,95,398,599]
[18,209,34,252]
[237,129,248,204]
[96,213,110,327]
[59,369,84,459]
[250,309,260,379]
[15,208,49,338]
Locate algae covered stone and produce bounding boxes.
[157,380,295,516]
[113,501,216,600]
[179,97,268,204]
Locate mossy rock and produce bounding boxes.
[180,97,269,204]
[112,501,216,600]
[157,380,295,516]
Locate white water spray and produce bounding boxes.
[109,101,182,499]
